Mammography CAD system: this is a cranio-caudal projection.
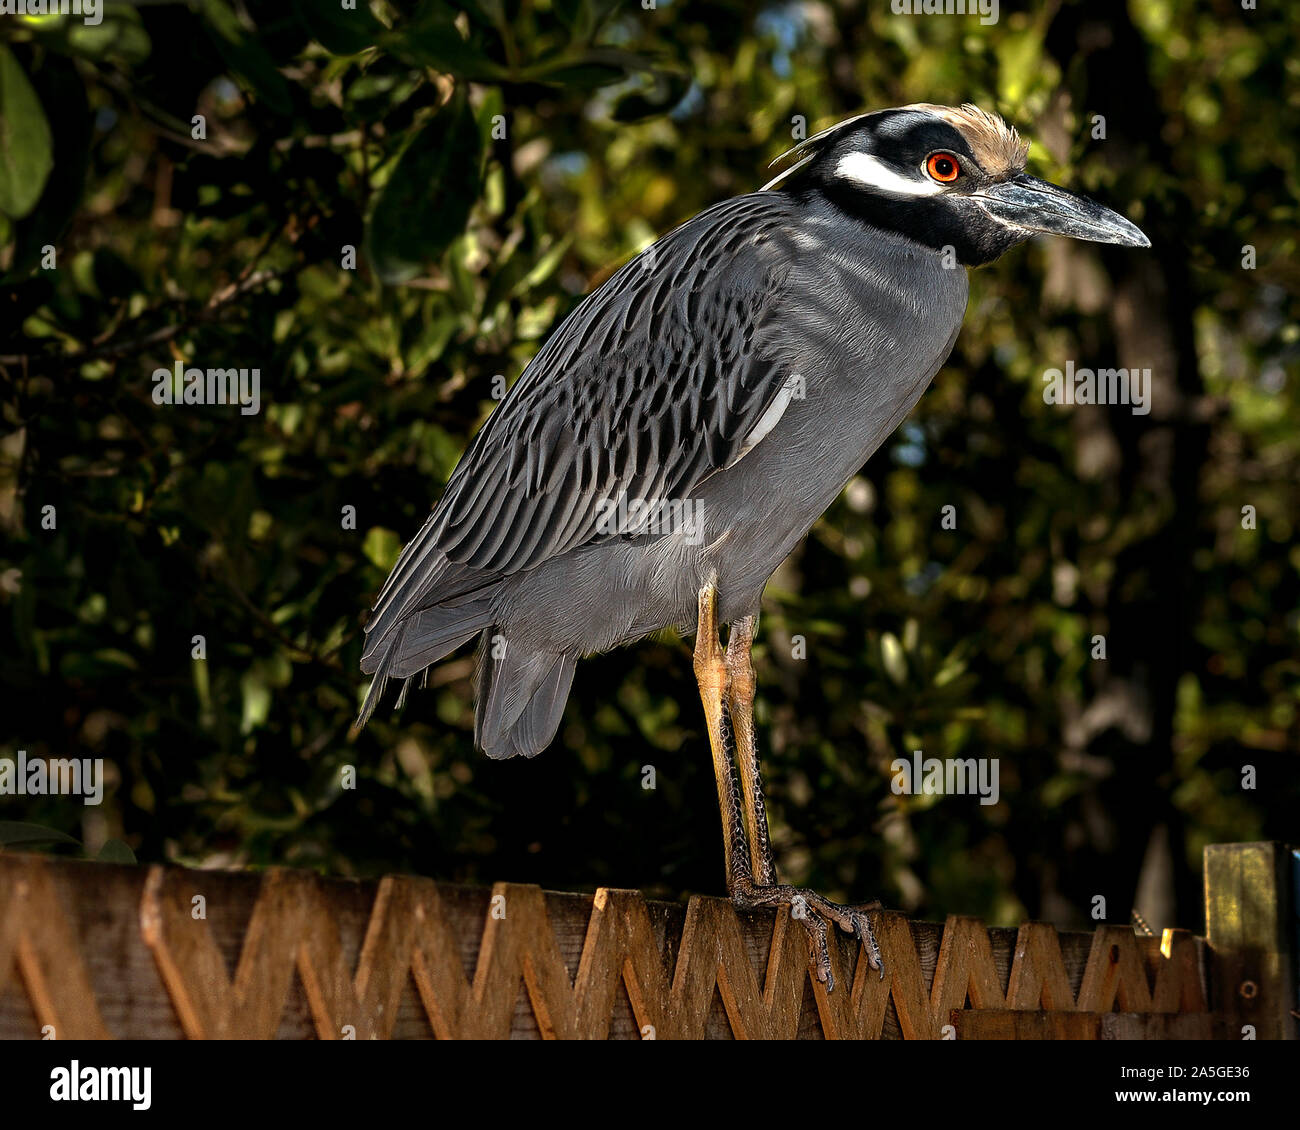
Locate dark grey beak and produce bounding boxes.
[973,173,1150,248]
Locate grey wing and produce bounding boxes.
[367,193,802,632]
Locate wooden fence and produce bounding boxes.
[0,842,1293,1039]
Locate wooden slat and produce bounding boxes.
[1077,925,1156,1012]
[930,914,1006,1029]
[0,853,1211,1040]
[952,1009,1214,1040]
[1204,842,1298,1040]
[0,856,110,1039]
[1006,922,1076,1010]
[954,1009,1101,1039]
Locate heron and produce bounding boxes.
[355,104,1150,988]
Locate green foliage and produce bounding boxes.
[0,820,135,863]
[366,88,482,283]
[0,44,53,218]
[0,0,1295,929]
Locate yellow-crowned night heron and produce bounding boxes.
[356,104,1150,988]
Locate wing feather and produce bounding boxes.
[368,193,802,633]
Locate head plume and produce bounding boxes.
[763,103,1030,190]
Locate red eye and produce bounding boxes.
[926,153,960,182]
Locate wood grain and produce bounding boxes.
[0,853,1211,1040]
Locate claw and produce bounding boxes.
[734,884,886,993]
[801,906,835,992]
[853,911,885,980]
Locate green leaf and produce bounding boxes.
[0,46,54,219]
[97,838,137,864]
[610,69,691,123]
[880,632,908,686]
[554,0,624,41]
[7,53,90,280]
[513,237,572,296]
[366,91,482,285]
[292,0,382,56]
[363,526,403,571]
[521,57,625,89]
[199,0,294,116]
[65,8,152,65]
[385,2,508,80]
[518,47,654,89]
[0,820,80,848]
[460,0,507,30]
[240,669,272,734]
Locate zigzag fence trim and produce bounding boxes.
[0,843,1294,1039]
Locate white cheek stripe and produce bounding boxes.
[833,151,945,198]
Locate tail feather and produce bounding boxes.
[475,633,575,759]
[368,544,493,653]
[388,602,494,678]
[477,640,547,748]
[357,531,577,756]
[354,649,394,732]
[512,653,576,756]
[355,596,494,730]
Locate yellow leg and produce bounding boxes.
[725,613,776,887]
[694,575,750,892]
[694,578,885,989]
[716,603,885,989]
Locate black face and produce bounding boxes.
[841,110,982,177]
[792,109,1149,267]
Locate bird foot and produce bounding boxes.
[732,882,884,992]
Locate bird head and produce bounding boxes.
[768,104,1150,266]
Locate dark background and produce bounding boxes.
[1,0,1296,934]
